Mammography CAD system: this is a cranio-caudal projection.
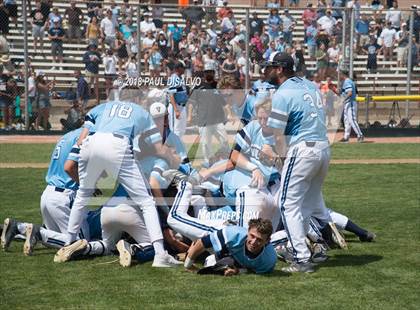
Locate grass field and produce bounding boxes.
[1,143,419,309]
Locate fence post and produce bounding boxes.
[23,0,29,130]
[365,95,370,128]
[137,5,142,77]
[245,8,250,91]
[349,7,355,79]
[405,9,415,119]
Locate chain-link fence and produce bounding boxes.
[0,1,419,131]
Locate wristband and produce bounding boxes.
[244,161,258,172]
[184,257,194,268]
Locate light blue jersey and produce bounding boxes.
[167,73,188,106]
[45,128,83,191]
[341,78,356,104]
[206,226,277,274]
[223,120,279,199]
[235,80,277,125]
[84,101,161,146]
[267,77,328,146]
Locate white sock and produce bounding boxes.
[152,239,165,255]
[66,232,78,245]
[17,222,28,234]
[83,241,108,256]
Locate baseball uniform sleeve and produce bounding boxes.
[84,103,106,131]
[233,122,253,153]
[67,143,80,162]
[141,113,162,146]
[267,92,289,134]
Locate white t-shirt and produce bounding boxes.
[126,62,138,77]
[380,28,396,47]
[327,47,340,62]
[28,76,36,97]
[103,55,117,74]
[142,37,155,49]
[100,17,116,37]
[317,16,336,35]
[237,56,247,75]
[385,8,401,29]
[140,21,157,35]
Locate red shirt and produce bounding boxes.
[302,9,317,28]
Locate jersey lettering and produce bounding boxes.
[109,104,133,119]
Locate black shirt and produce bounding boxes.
[31,9,45,26]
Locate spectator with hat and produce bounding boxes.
[249,11,264,39]
[380,21,397,63]
[34,71,54,131]
[48,17,65,71]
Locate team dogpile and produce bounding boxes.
[1,53,375,276]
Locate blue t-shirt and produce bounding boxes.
[267,77,328,146]
[207,226,277,274]
[45,128,82,190]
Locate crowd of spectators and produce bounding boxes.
[0,0,419,130]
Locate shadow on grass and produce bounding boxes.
[322,254,383,268]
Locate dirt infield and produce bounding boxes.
[0,134,419,144]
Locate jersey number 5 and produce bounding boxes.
[109,104,133,119]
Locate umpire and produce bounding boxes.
[188,63,228,166]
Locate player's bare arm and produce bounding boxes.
[64,159,79,184]
[230,149,265,189]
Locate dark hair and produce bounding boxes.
[248,218,273,237]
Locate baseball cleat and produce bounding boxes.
[311,243,329,263]
[281,261,315,273]
[275,245,294,264]
[329,223,348,250]
[54,239,88,263]
[339,138,349,143]
[359,231,376,242]
[357,136,365,143]
[23,223,41,256]
[116,240,133,267]
[1,218,19,250]
[152,251,183,267]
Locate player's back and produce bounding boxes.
[46,128,83,190]
[87,101,154,141]
[271,77,328,146]
[342,78,356,103]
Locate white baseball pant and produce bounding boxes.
[343,101,363,139]
[168,104,187,138]
[199,123,228,164]
[279,141,332,263]
[67,133,163,246]
[40,185,76,233]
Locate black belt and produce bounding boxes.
[113,133,125,139]
[54,187,65,192]
[305,142,316,147]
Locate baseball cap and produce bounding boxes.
[150,102,166,118]
[262,52,294,70]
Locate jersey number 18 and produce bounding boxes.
[109,104,133,119]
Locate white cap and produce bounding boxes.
[150,102,166,118]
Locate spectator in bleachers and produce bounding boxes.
[0,0,9,37]
[65,1,84,45]
[251,32,264,54]
[396,23,409,68]
[220,52,237,77]
[263,40,276,60]
[157,32,169,59]
[371,0,383,10]
[0,54,15,77]
[152,0,164,29]
[327,38,340,78]
[289,0,299,8]
[249,12,263,39]
[115,31,129,71]
[187,24,199,45]
[27,68,37,119]
[34,72,54,131]
[125,55,138,77]
[60,99,83,131]
[0,74,17,130]
[281,9,295,46]
[140,13,156,36]
[30,1,47,56]
[40,0,52,22]
[380,21,396,63]
[316,0,327,19]
[86,0,102,21]
[332,18,343,43]
[386,1,401,31]
[363,36,381,73]
[265,0,280,9]
[331,0,344,20]
[411,7,420,43]
[109,0,120,28]
[48,18,65,70]
[217,1,233,20]
[149,42,163,78]
[103,49,117,98]
[317,10,336,36]
[306,20,318,60]
[182,0,205,27]
[221,11,236,38]
[0,33,8,54]
[266,8,281,42]
[356,14,370,52]
[408,35,419,72]
[316,42,328,80]
[82,43,101,99]
[347,0,361,21]
[101,9,117,49]
[47,7,63,31]
[169,21,183,53]
[4,0,17,30]
[276,35,286,53]
[86,16,100,47]
[302,4,316,41]
[119,18,134,41]
[121,0,134,20]
[294,41,306,77]
[368,20,378,39]
[128,29,138,58]
[74,70,89,112]
[192,51,204,75]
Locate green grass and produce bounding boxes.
[0,143,419,163]
[1,163,419,309]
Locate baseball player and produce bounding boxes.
[184,218,277,275]
[266,52,332,273]
[329,69,364,142]
[167,62,189,138]
[61,98,181,267]
[222,100,281,230]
